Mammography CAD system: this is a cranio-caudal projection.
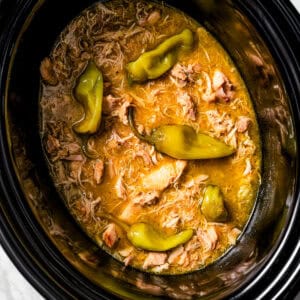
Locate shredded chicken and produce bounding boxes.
[63,142,81,154]
[171,63,201,87]
[112,100,131,125]
[184,236,202,252]
[45,134,60,155]
[197,72,215,102]
[171,64,188,82]
[168,245,185,264]
[143,252,167,269]
[197,226,218,251]
[103,94,122,114]
[162,211,180,228]
[243,158,252,176]
[198,70,234,102]
[69,161,82,180]
[134,149,153,166]
[46,137,83,162]
[177,92,196,121]
[93,159,104,184]
[40,57,58,85]
[133,190,160,206]
[138,9,161,26]
[212,70,234,102]
[103,95,132,125]
[106,130,134,150]
[115,173,127,199]
[102,223,119,248]
[236,116,252,133]
[206,110,235,137]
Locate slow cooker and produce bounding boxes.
[0,0,299,299]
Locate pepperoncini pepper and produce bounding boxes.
[127,223,193,251]
[201,185,228,222]
[128,107,235,160]
[73,61,103,134]
[99,213,193,252]
[126,28,194,82]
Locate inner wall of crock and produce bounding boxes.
[6,0,296,299]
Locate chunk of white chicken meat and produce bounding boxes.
[197,71,215,102]
[143,252,168,270]
[236,116,252,133]
[119,160,187,223]
[198,70,234,102]
[212,70,234,102]
[102,223,119,248]
[168,245,189,266]
[141,160,187,192]
[197,226,218,251]
[177,92,196,121]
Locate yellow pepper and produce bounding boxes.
[201,185,228,222]
[128,107,235,160]
[98,213,193,252]
[127,223,193,252]
[126,28,194,82]
[73,61,103,134]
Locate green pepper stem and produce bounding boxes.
[128,107,153,144]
